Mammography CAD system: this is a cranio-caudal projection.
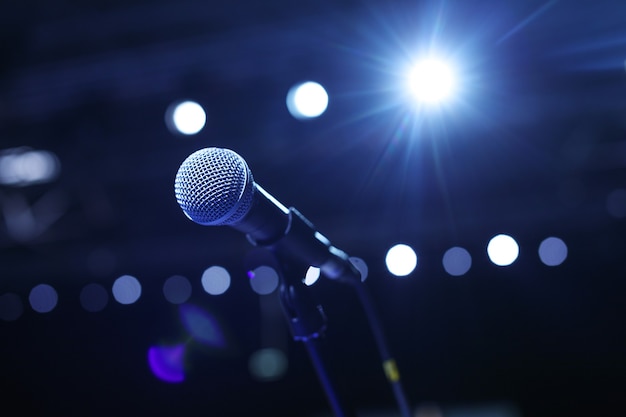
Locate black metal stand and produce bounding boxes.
[247,245,355,416]
[348,280,413,417]
[279,282,355,417]
[246,240,412,417]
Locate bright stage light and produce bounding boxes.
[286,81,329,119]
[385,244,418,277]
[487,234,519,267]
[166,100,206,135]
[408,58,455,104]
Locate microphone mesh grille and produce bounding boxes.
[174,148,254,225]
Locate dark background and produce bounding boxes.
[1,1,625,416]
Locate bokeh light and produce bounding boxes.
[349,257,369,282]
[487,234,519,267]
[0,293,24,321]
[248,266,280,295]
[303,266,321,286]
[166,100,206,135]
[179,304,226,348]
[286,81,329,119]
[148,344,186,383]
[0,147,60,187]
[538,237,568,266]
[80,283,109,312]
[248,348,288,381]
[201,266,231,295]
[606,188,626,218]
[385,244,418,277]
[163,275,192,304]
[442,246,472,276]
[29,284,58,313]
[112,275,142,305]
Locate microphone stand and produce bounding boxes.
[246,208,412,417]
[273,257,356,417]
[247,247,353,416]
[279,209,413,417]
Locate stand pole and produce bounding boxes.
[279,283,355,417]
[350,281,412,417]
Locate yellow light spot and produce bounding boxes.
[383,359,400,382]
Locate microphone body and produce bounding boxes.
[175,147,360,282]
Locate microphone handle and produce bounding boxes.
[245,205,362,283]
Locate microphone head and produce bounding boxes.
[175,147,255,225]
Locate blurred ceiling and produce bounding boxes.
[1,0,625,416]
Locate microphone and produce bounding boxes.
[175,148,413,417]
[174,147,361,283]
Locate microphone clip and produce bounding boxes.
[280,283,328,342]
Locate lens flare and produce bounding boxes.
[148,344,186,383]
